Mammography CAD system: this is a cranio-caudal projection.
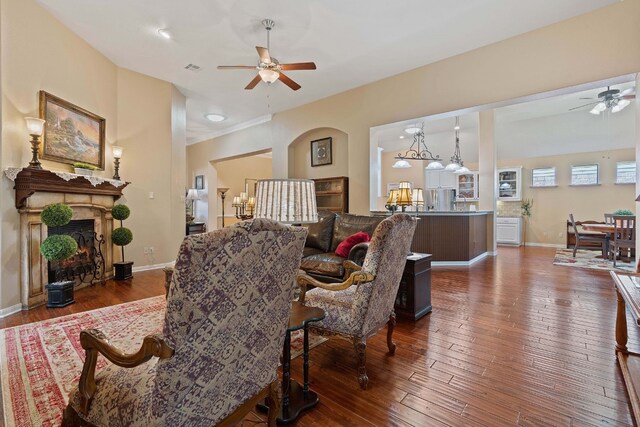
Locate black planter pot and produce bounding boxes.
[45,280,75,308]
[114,261,134,280]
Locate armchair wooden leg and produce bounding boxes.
[387,312,397,355]
[265,380,281,427]
[354,339,368,390]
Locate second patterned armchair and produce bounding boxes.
[297,214,417,389]
[62,219,308,426]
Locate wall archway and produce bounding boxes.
[287,127,349,179]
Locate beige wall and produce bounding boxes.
[213,155,272,229]
[0,0,184,311]
[187,0,640,218]
[496,148,636,246]
[289,128,348,180]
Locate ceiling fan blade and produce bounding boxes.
[278,72,301,91]
[620,88,635,96]
[579,97,594,100]
[569,101,599,111]
[217,65,256,70]
[256,46,271,63]
[621,95,636,100]
[280,62,317,71]
[244,75,262,90]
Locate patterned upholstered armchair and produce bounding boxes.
[297,214,416,389]
[62,219,308,427]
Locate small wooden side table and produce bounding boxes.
[394,253,432,320]
[186,222,206,236]
[259,301,325,424]
[610,271,640,424]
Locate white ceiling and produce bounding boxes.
[36,0,617,144]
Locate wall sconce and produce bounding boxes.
[112,145,123,180]
[25,117,45,169]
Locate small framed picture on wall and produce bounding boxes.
[310,137,332,167]
[195,175,204,190]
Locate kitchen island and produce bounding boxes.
[372,211,494,265]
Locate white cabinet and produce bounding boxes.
[497,167,523,201]
[456,171,479,200]
[425,170,455,189]
[496,217,522,245]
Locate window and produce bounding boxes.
[531,167,556,187]
[616,161,636,184]
[571,164,599,186]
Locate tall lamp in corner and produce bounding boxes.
[218,188,229,228]
[254,179,318,225]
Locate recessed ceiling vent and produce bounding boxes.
[184,64,201,72]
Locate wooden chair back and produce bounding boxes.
[612,215,636,242]
[569,213,580,237]
[605,213,615,225]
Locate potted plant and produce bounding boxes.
[521,199,533,247]
[40,203,78,308]
[112,204,133,280]
[72,162,98,176]
[613,209,634,216]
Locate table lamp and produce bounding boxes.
[396,181,413,212]
[254,179,318,224]
[411,188,424,215]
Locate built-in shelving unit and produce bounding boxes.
[313,176,349,213]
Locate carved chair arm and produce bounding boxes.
[297,269,375,304]
[77,328,174,415]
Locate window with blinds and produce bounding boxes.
[531,167,556,187]
[616,161,636,184]
[571,164,599,186]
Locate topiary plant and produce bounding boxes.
[40,203,77,263]
[112,204,134,280]
[613,209,634,216]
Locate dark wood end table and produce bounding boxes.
[258,301,325,424]
[394,253,432,320]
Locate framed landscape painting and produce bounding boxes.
[39,91,105,169]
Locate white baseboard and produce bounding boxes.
[523,242,564,248]
[0,303,22,319]
[132,261,175,273]
[432,252,489,267]
[487,251,498,256]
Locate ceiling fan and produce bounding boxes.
[569,86,636,115]
[217,19,316,91]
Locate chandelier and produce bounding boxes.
[445,117,469,174]
[392,123,441,169]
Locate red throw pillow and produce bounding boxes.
[335,231,371,258]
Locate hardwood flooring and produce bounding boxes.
[1,247,636,426]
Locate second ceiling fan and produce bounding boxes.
[217,19,316,91]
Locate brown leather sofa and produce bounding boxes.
[301,211,384,282]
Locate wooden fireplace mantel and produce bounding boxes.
[11,168,129,209]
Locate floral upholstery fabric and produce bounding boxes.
[68,218,307,427]
[305,214,416,339]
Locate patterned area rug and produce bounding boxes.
[0,296,326,427]
[553,248,635,273]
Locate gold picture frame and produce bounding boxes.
[39,91,106,169]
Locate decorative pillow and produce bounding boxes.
[335,231,370,258]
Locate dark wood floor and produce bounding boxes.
[1,247,636,426]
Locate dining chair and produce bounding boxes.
[605,213,615,225]
[609,215,636,267]
[569,213,607,257]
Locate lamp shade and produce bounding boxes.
[386,189,398,205]
[396,182,413,207]
[411,188,424,206]
[392,159,412,169]
[25,117,45,136]
[254,179,317,224]
[186,189,199,201]
[112,145,124,159]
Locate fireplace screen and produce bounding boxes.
[47,219,106,285]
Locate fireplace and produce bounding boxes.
[6,168,129,309]
[47,219,106,285]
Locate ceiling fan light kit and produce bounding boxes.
[571,85,636,115]
[217,18,317,91]
[205,113,225,122]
